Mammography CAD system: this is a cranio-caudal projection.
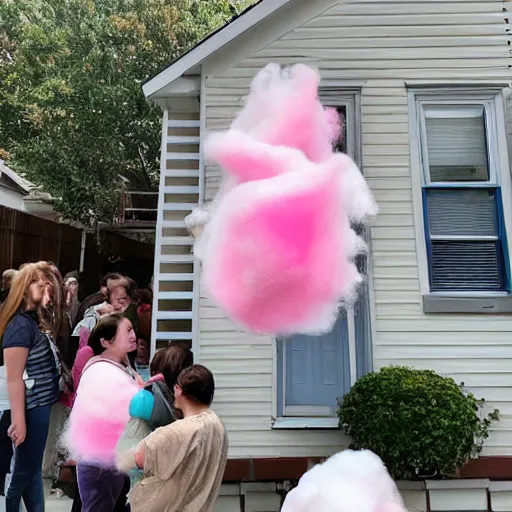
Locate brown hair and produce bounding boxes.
[0,263,45,339]
[150,344,193,389]
[177,364,215,406]
[88,313,127,356]
[37,262,65,338]
[2,269,18,289]
[107,277,136,302]
[136,288,152,306]
[100,272,124,289]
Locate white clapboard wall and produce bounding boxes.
[200,0,512,459]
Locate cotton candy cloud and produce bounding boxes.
[62,362,140,465]
[281,450,408,512]
[187,63,377,336]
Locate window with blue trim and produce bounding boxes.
[274,92,372,428]
[418,101,510,294]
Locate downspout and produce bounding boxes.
[79,230,86,273]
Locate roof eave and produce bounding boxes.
[147,75,201,102]
[143,0,294,100]
[0,161,33,194]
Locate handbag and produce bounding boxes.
[45,334,74,395]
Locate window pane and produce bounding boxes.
[425,107,489,182]
[431,241,504,291]
[333,106,347,154]
[426,188,497,237]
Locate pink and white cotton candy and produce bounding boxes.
[281,450,408,512]
[188,63,377,336]
[62,361,140,466]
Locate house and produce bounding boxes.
[0,160,57,221]
[143,1,512,510]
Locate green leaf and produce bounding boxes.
[0,0,238,225]
[338,366,499,480]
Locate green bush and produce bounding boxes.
[338,366,499,480]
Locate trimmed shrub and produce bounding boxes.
[338,366,499,480]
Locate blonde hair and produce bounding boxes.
[0,263,45,339]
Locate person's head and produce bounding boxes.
[88,313,137,360]
[174,364,215,410]
[64,272,79,290]
[136,338,149,365]
[99,272,123,298]
[64,272,79,303]
[150,344,194,390]
[36,262,65,337]
[2,269,18,290]
[0,263,47,339]
[136,288,152,306]
[108,282,134,312]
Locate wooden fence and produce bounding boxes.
[0,206,155,297]
[0,206,82,275]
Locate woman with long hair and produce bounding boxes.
[36,263,75,484]
[0,262,61,512]
[38,262,65,341]
[63,313,142,512]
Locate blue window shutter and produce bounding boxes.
[284,312,350,409]
[496,188,512,290]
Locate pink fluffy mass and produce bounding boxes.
[187,63,377,336]
[61,361,140,465]
[281,450,408,512]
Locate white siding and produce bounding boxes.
[0,186,25,212]
[201,0,512,458]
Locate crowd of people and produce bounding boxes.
[0,262,228,512]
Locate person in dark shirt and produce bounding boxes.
[0,262,61,512]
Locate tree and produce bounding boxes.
[234,0,260,10]
[0,0,239,226]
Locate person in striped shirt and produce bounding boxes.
[0,262,61,512]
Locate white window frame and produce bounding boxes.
[408,88,512,313]
[273,90,373,430]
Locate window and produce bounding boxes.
[410,90,512,313]
[273,91,372,429]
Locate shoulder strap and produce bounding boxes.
[82,356,134,378]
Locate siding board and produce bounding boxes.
[200,0,512,459]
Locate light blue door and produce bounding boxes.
[279,283,371,416]
[284,310,350,411]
